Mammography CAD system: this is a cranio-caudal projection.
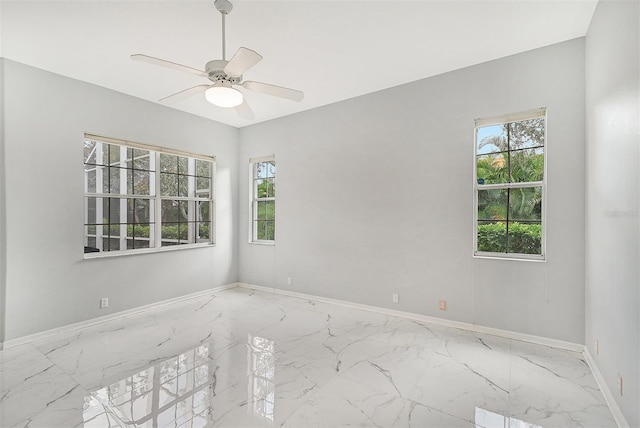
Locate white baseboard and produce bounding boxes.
[2,281,583,354]
[238,283,584,353]
[0,283,240,350]
[583,348,629,428]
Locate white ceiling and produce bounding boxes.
[1,0,597,128]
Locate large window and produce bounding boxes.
[474,108,546,259]
[83,135,214,255]
[250,156,275,243]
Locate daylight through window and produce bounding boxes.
[250,157,275,242]
[83,135,214,255]
[474,109,546,259]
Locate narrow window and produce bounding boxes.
[84,135,214,255]
[474,109,546,259]
[250,156,275,243]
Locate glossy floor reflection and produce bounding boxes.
[0,287,616,427]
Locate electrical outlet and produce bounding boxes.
[617,374,623,396]
[100,297,109,309]
[392,293,399,303]
[287,277,292,286]
[439,300,447,311]
[595,339,599,355]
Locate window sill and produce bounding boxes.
[83,242,215,260]
[249,240,275,246]
[473,252,545,262]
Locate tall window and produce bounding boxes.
[83,135,214,255]
[250,156,275,242]
[474,108,546,259]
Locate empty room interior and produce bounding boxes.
[0,0,638,427]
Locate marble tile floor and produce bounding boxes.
[0,287,616,428]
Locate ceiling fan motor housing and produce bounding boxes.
[205,60,241,84]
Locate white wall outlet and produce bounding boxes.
[287,277,292,286]
[595,339,599,355]
[392,293,399,303]
[100,297,109,309]
[617,374,623,396]
[439,300,447,311]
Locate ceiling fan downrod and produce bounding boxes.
[214,0,234,61]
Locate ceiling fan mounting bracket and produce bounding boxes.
[214,0,233,15]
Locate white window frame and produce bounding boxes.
[249,155,276,245]
[473,108,547,261]
[83,134,215,258]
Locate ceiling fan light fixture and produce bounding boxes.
[205,85,243,108]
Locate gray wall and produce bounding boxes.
[585,0,639,425]
[238,39,586,343]
[2,59,239,341]
[0,60,6,344]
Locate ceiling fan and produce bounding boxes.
[131,0,304,120]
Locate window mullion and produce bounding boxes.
[154,152,162,248]
[120,146,128,250]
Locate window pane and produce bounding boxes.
[255,221,275,240]
[84,140,98,164]
[178,223,189,243]
[266,221,275,240]
[477,189,507,221]
[257,201,275,221]
[266,178,275,197]
[108,144,121,165]
[160,154,178,173]
[477,125,507,155]
[161,224,180,244]
[255,179,267,198]
[85,169,97,193]
[508,118,544,150]
[161,200,183,223]
[178,174,189,197]
[197,177,210,193]
[508,187,542,222]
[197,201,210,222]
[86,197,97,224]
[104,198,123,227]
[109,167,126,194]
[196,160,211,177]
[257,162,268,179]
[507,222,542,254]
[134,149,151,171]
[161,173,178,196]
[103,237,120,252]
[476,154,508,185]
[127,199,151,224]
[128,223,152,239]
[509,148,544,183]
[265,161,275,178]
[198,222,210,241]
[131,170,151,195]
[177,156,189,174]
[477,221,506,253]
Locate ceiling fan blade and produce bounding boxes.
[242,81,304,102]
[159,85,212,104]
[224,47,263,77]
[235,100,255,120]
[131,54,207,78]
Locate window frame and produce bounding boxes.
[249,155,276,245]
[83,134,216,258]
[473,108,547,261]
